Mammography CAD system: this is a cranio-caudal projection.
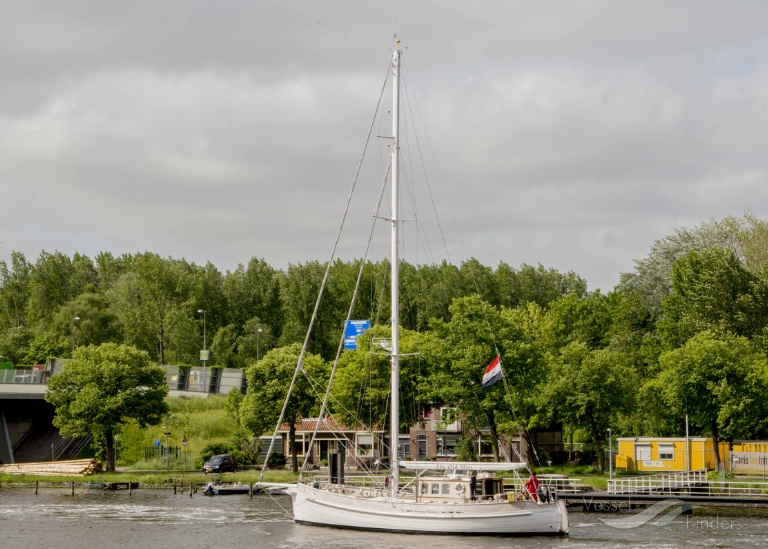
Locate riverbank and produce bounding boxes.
[0,468,299,488]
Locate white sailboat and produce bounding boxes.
[273,43,568,536]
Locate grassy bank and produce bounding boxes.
[0,469,299,487]
[111,395,242,471]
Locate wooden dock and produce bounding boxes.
[559,470,768,511]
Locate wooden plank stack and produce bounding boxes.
[0,458,102,476]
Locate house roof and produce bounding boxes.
[279,417,351,432]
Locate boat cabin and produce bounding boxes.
[417,472,505,502]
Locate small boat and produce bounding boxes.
[204,482,259,496]
[203,481,294,496]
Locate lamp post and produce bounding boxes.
[608,428,613,489]
[197,309,207,392]
[164,414,174,472]
[257,328,263,362]
[71,317,80,353]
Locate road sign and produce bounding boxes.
[154,440,161,448]
[344,320,371,350]
[200,350,210,361]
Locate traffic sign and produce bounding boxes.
[344,320,371,350]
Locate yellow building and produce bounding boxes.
[731,440,768,475]
[616,437,729,472]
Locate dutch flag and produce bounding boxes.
[481,356,503,388]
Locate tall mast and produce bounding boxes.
[389,45,401,498]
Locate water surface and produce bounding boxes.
[1,488,766,548]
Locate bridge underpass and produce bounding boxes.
[0,386,58,464]
[1,364,247,464]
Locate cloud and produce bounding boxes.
[2,0,768,291]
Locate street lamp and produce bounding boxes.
[71,317,80,353]
[164,414,175,472]
[257,328,263,362]
[197,309,207,392]
[608,428,613,488]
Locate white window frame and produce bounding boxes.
[356,433,374,456]
[658,443,674,461]
[636,443,651,462]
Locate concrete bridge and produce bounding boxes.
[0,363,247,465]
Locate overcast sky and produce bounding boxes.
[2,1,767,292]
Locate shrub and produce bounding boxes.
[267,453,287,468]
[195,441,236,469]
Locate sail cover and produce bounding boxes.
[399,461,528,472]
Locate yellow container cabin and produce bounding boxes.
[616,437,729,472]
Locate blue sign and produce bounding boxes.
[154,440,161,448]
[344,320,371,350]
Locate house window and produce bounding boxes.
[399,435,410,460]
[357,434,373,456]
[417,434,428,459]
[478,436,494,457]
[437,434,458,456]
[439,407,457,422]
[658,443,674,460]
[636,443,651,462]
[293,435,309,457]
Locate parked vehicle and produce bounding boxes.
[203,454,237,474]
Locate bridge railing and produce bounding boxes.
[1,364,245,396]
[0,369,47,384]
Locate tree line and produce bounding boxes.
[15,212,768,472]
[0,251,584,367]
[241,213,768,472]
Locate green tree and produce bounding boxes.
[26,251,78,328]
[542,342,637,472]
[422,296,511,461]
[657,331,768,469]
[496,302,557,455]
[45,343,169,471]
[659,247,768,348]
[496,263,587,310]
[331,325,431,434]
[225,387,245,428]
[18,331,69,365]
[240,344,327,472]
[617,217,740,314]
[50,289,122,353]
[211,324,239,369]
[549,292,613,350]
[0,326,33,364]
[223,258,283,340]
[0,251,31,331]
[107,253,194,363]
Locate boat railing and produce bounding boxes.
[504,477,586,495]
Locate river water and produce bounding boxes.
[0,487,766,549]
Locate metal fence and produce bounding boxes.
[608,470,768,499]
[0,369,47,384]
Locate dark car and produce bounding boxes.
[203,454,237,474]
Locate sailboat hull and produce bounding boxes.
[292,483,568,536]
